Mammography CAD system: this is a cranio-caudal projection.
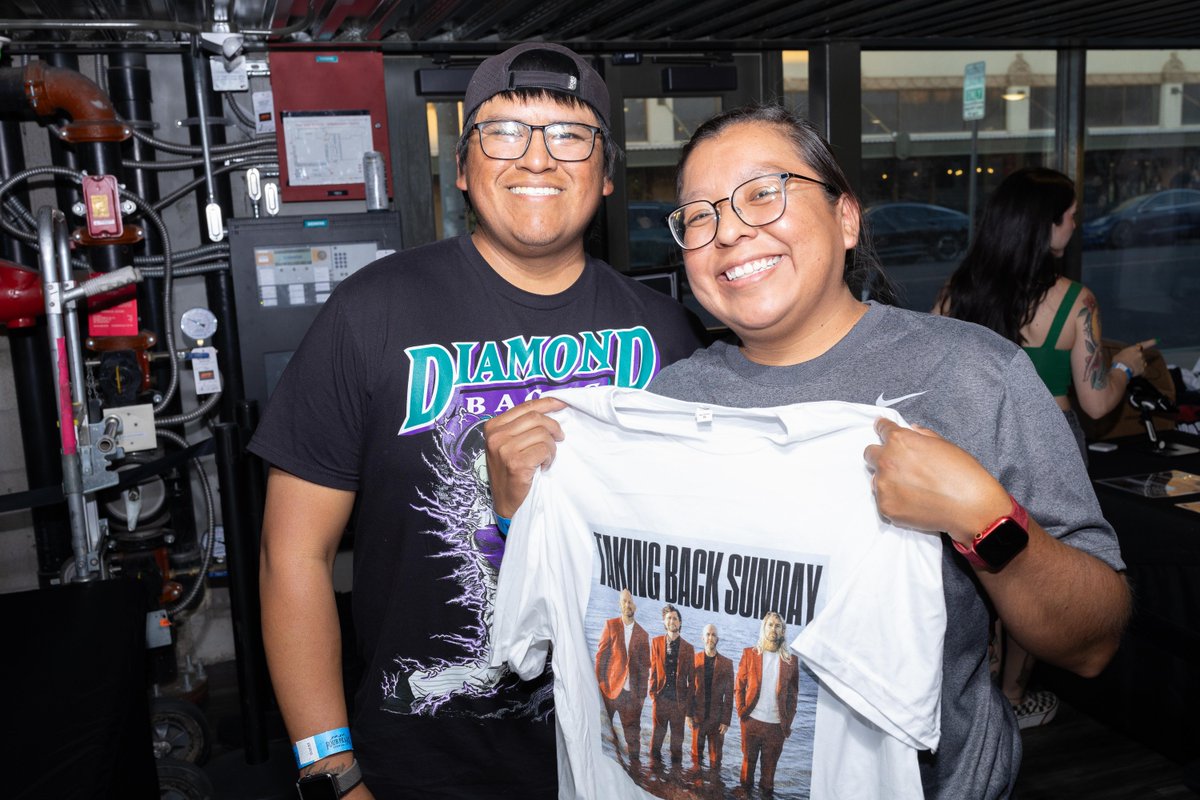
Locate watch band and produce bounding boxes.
[333,760,362,796]
[952,494,1029,571]
[296,759,362,799]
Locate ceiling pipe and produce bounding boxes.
[0,60,130,143]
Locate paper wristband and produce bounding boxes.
[294,727,352,768]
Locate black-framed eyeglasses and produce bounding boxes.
[666,172,835,250]
[471,120,602,162]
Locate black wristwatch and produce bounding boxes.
[296,760,362,799]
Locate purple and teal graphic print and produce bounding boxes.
[380,327,664,720]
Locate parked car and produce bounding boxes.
[1082,188,1200,249]
[627,200,680,269]
[863,202,970,263]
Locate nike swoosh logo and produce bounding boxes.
[875,391,927,407]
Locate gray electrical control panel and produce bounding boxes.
[228,213,404,411]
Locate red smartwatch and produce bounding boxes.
[952,494,1030,571]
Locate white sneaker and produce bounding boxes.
[1012,689,1059,730]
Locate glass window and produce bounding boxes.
[624,96,721,273]
[1184,83,1200,125]
[1029,86,1057,130]
[624,99,648,141]
[1087,85,1159,127]
[861,51,1057,312]
[619,52,802,330]
[426,100,467,240]
[1082,49,1200,368]
[782,51,810,116]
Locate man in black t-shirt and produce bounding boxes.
[253,42,705,800]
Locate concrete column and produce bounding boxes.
[1006,53,1033,133]
[1160,52,1185,128]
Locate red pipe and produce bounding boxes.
[18,60,130,143]
[0,258,43,329]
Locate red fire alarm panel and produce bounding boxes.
[268,50,393,204]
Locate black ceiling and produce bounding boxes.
[2,0,1200,49]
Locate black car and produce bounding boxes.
[1082,188,1200,249]
[864,202,970,263]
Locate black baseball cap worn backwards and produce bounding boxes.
[463,42,611,128]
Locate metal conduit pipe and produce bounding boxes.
[123,146,279,171]
[130,127,275,157]
[36,206,94,581]
[188,40,219,221]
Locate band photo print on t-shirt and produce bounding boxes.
[587,525,826,799]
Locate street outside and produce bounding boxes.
[884,242,1200,368]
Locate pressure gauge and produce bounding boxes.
[180,307,218,344]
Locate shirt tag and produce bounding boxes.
[695,406,713,427]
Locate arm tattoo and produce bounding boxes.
[1078,295,1107,390]
[301,758,352,778]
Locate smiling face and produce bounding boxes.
[456,94,613,284]
[677,122,865,365]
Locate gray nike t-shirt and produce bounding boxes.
[649,302,1123,800]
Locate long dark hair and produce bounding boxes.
[675,105,896,305]
[942,167,1075,344]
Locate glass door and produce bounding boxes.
[602,54,765,272]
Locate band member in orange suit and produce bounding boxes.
[649,604,695,764]
[595,589,651,760]
[687,623,734,770]
[735,611,799,793]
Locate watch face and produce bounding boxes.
[296,774,341,800]
[974,517,1029,570]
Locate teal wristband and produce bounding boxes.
[1112,362,1134,382]
[495,514,512,536]
[294,727,352,768]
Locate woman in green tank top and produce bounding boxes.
[934,167,1154,448]
[933,166,1154,731]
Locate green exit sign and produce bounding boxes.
[963,61,986,121]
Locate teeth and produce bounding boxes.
[724,255,781,282]
[510,186,561,196]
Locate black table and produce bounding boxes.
[1043,430,1200,764]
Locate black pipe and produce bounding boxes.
[182,53,245,421]
[0,113,72,588]
[236,400,266,537]
[212,422,269,764]
[43,51,83,218]
[204,268,244,416]
[106,53,169,391]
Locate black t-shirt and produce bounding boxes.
[250,235,705,798]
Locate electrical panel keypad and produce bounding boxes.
[228,213,404,409]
